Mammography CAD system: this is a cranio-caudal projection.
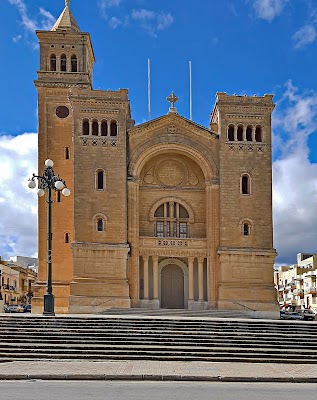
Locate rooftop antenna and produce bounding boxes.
[189,61,193,121]
[148,58,151,120]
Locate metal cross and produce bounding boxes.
[167,92,179,108]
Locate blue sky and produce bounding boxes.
[1,0,317,266]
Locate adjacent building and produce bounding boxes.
[275,253,317,311]
[32,1,279,317]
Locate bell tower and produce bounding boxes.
[32,0,95,313]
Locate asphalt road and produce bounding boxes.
[0,381,317,400]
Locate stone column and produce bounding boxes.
[252,126,256,142]
[234,126,237,141]
[188,257,194,301]
[198,257,204,301]
[89,120,92,135]
[152,255,159,300]
[143,255,149,300]
[243,126,247,141]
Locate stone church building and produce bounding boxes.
[32,1,278,317]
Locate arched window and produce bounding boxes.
[101,121,108,136]
[110,120,118,136]
[82,119,89,135]
[241,174,251,195]
[96,170,104,190]
[65,147,70,160]
[65,233,69,243]
[246,126,252,141]
[92,120,99,136]
[237,125,243,141]
[255,125,262,142]
[154,202,189,238]
[50,54,57,71]
[71,55,77,72]
[243,222,251,236]
[60,54,67,72]
[56,191,61,203]
[97,219,103,232]
[227,125,234,141]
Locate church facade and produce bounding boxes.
[32,1,279,317]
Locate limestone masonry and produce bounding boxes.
[32,1,279,317]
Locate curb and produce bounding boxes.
[0,374,317,383]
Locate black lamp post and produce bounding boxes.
[28,159,70,316]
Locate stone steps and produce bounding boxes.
[0,315,316,364]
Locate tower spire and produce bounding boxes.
[66,0,70,7]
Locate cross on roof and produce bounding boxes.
[167,92,179,108]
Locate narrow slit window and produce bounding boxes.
[92,121,99,136]
[241,175,250,195]
[50,54,56,71]
[243,223,250,236]
[255,126,262,142]
[61,54,67,72]
[110,121,118,136]
[237,125,243,141]
[228,125,234,141]
[57,191,61,203]
[246,126,252,141]
[71,55,77,72]
[97,171,104,190]
[82,120,89,135]
[97,219,103,232]
[65,147,70,160]
[101,121,108,136]
[65,233,69,243]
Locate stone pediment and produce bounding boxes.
[129,113,218,141]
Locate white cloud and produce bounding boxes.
[98,0,122,19]
[252,0,287,22]
[7,0,55,43]
[0,133,38,260]
[273,81,317,264]
[131,8,173,37]
[292,25,317,49]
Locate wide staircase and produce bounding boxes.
[0,313,316,363]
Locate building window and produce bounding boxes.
[255,125,262,142]
[241,174,250,195]
[65,147,70,160]
[243,222,251,236]
[56,191,61,203]
[71,55,77,72]
[246,126,252,141]
[97,219,103,232]
[237,125,243,141]
[227,125,234,141]
[154,202,189,238]
[50,54,57,71]
[82,119,89,135]
[96,170,104,190]
[61,54,67,72]
[101,121,108,136]
[110,120,118,136]
[92,120,99,136]
[65,233,69,243]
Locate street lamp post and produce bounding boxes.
[28,159,70,316]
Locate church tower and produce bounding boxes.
[32,1,95,313]
[33,1,133,313]
[211,93,278,313]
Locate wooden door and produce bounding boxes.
[161,264,184,309]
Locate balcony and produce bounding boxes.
[139,236,207,257]
[304,286,317,295]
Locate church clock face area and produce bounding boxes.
[56,106,69,119]
[32,0,279,318]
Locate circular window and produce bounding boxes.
[56,106,69,119]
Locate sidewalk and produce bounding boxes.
[0,360,317,382]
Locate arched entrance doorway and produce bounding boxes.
[161,264,184,309]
